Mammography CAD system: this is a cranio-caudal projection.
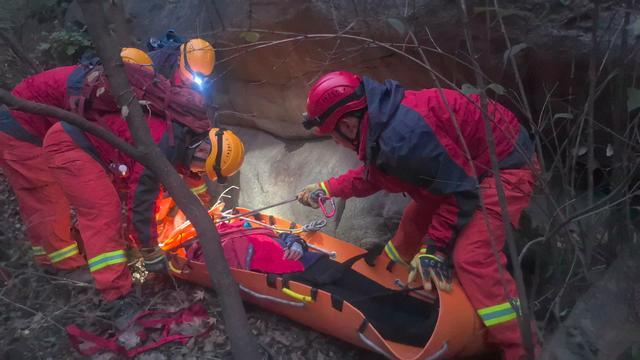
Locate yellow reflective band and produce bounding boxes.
[482,312,518,327]
[88,250,127,272]
[190,183,208,195]
[32,246,46,256]
[477,300,521,327]
[48,243,79,263]
[477,300,519,316]
[384,242,409,267]
[319,182,331,197]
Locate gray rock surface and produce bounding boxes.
[230,126,409,247]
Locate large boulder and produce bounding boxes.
[230,126,409,247]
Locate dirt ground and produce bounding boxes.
[0,172,378,360]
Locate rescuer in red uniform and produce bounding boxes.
[298,71,538,359]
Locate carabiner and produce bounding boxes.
[318,195,336,218]
[311,190,336,218]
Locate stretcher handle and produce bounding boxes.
[357,324,394,359]
[424,341,449,360]
[238,285,305,307]
[281,287,314,303]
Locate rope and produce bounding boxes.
[301,219,327,232]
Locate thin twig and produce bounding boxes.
[0,294,65,331]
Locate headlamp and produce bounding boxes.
[193,73,204,88]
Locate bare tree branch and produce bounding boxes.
[0,89,140,159]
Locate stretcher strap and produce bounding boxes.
[266,273,277,289]
[331,294,344,311]
[307,253,367,285]
[67,303,212,357]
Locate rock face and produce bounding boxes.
[230,126,409,247]
[64,0,633,244]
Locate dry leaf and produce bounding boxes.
[171,317,208,336]
[96,87,106,97]
[193,289,206,302]
[121,105,129,118]
[117,328,141,349]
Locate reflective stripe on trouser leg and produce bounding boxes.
[384,242,410,267]
[477,299,521,327]
[48,243,80,263]
[32,246,46,256]
[88,250,127,272]
[190,183,207,195]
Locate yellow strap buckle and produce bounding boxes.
[281,287,314,303]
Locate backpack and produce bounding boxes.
[66,59,212,140]
[147,29,185,79]
[146,29,216,103]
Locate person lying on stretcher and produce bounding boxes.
[156,201,316,274]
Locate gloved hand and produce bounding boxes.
[140,247,167,273]
[297,183,325,209]
[408,246,452,292]
[279,233,307,261]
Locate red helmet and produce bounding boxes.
[303,71,366,134]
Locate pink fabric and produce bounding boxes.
[216,222,304,274]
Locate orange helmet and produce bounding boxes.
[179,38,215,85]
[204,128,244,182]
[120,47,153,66]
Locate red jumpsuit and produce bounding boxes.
[1,65,210,301]
[0,66,86,269]
[318,77,537,359]
[43,114,209,301]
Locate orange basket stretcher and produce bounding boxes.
[160,206,490,359]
